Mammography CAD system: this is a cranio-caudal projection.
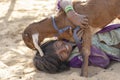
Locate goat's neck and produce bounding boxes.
[54,11,75,29]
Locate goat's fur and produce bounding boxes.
[22,0,120,77]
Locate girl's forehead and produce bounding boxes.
[53,41,61,47]
[53,41,64,50]
[54,40,63,44]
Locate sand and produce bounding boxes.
[0,0,120,80]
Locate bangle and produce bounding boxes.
[65,5,74,13]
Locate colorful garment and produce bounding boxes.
[68,24,120,68]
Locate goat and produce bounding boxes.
[22,0,120,77]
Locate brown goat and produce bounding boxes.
[22,0,120,77]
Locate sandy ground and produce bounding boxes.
[0,0,120,80]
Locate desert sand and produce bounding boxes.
[0,0,120,80]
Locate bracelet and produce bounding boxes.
[65,5,74,13]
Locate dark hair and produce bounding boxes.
[33,40,70,73]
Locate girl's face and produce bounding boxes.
[53,41,72,61]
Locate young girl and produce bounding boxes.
[33,24,120,73]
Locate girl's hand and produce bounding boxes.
[67,10,88,28]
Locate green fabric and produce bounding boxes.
[68,47,80,61]
[92,28,120,57]
[68,28,120,61]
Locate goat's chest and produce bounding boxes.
[58,32,75,42]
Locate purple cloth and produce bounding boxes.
[57,0,61,9]
[69,56,83,68]
[89,45,110,68]
[69,24,120,68]
[98,24,120,33]
[69,45,110,68]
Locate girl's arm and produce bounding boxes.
[58,0,88,28]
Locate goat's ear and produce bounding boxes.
[35,50,44,58]
[32,33,44,57]
[38,47,44,57]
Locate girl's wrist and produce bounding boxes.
[66,10,76,18]
[64,5,74,13]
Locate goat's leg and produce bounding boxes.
[81,27,91,77]
[32,33,44,57]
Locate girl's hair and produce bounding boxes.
[33,40,70,73]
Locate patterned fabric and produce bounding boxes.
[69,24,120,68]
